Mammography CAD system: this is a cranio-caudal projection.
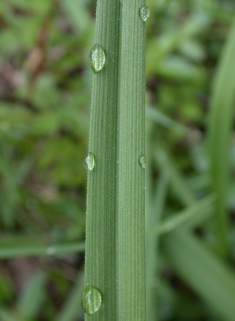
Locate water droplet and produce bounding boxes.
[89,44,106,73]
[84,153,95,171]
[81,286,102,315]
[139,155,147,169]
[140,6,150,22]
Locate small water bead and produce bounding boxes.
[84,153,95,171]
[140,6,150,22]
[89,44,106,74]
[81,286,102,315]
[139,155,147,169]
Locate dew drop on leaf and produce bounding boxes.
[139,155,147,169]
[89,44,106,73]
[81,286,102,315]
[140,6,150,22]
[83,153,95,171]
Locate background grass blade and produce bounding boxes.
[155,149,195,206]
[62,0,93,35]
[156,195,215,235]
[17,271,47,319]
[146,170,169,321]
[0,235,84,259]
[208,18,235,256]
[146,105,189,134]
[162,229,235,321]
[57,272,84,321]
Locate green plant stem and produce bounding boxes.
[117,1,146,320]
[85,0,120,319]
[85,0,147,320]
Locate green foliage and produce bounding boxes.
[0,0,235,320]
[163,229,235,321]
[84,0,146,319]
[208,17,235,256]
[84,0,120,319]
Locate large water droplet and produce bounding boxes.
[81,286,102,315]
[83,153,95,171]
[89,44,106,74]
[139,155,147,169]
[140,6,150,22]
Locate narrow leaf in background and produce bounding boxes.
[208,17,235,256]
[146,171,169,321]
[163,229,235,321]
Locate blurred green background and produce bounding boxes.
[0,0,235,320]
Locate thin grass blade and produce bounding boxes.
[163,229,235,321]
[57,272,84,321]
[146,171,169,321]
[208,17,235,256]
[0,235,84,259]
[17,271,47,319]
[155,149,195,206]
[146,105,188,134]
[156,195,215,235]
